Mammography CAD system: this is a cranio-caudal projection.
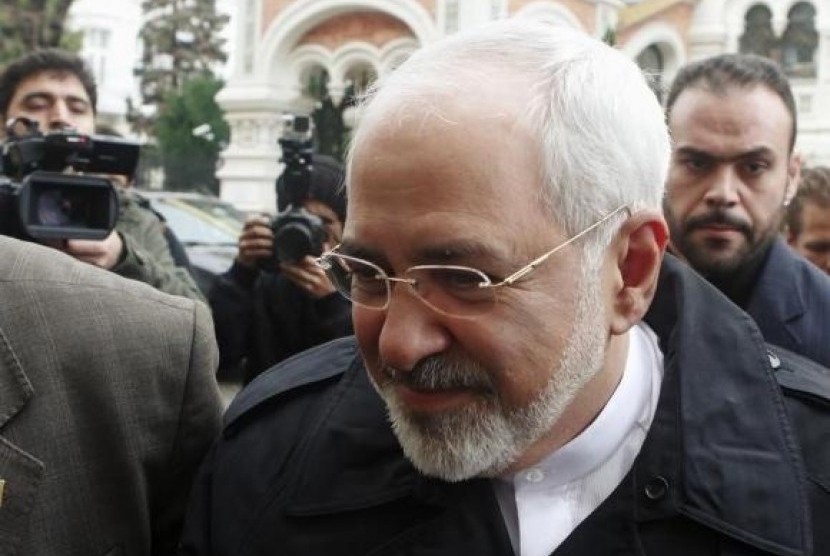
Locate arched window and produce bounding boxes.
[300,65,342,160]
[781,2,818,78]
[739,4,777,58]
[636,44,664,102]
[343,64,377,106]
[302,65,330,101]
[386,52,411,74]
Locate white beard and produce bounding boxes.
[375,260,608,482]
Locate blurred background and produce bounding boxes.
[2,0,828,215]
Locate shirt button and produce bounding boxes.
[525,469,544,483]
[644,475,669,501]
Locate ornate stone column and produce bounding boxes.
[687,0,728,61]
[215,82,309,213]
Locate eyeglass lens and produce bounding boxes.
[321,255,497,317]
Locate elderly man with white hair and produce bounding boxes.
[181,18,830,556]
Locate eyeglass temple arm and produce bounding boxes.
[315,245,341,266]
[499,205,630,286]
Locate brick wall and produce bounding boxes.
[298,11,414,50]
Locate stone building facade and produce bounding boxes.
[67,0,237,134]
[217,0,830,212]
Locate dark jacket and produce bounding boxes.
[209,260,353,383]
[114,189,205,302]
[746,238,830,368]
[181,256,830,556]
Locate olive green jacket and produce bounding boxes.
[112,189,205,302]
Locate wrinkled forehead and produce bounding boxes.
[349,72,537,175]
[363,69,531,129]
[15,70,90,99]
[668,84,794,152]
[350,85,539,191]
[343,76,553,260]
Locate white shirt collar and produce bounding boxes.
[495,323,664,556]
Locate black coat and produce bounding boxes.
[746,238,830,368]
[208,261,353,383]
[182,256,830,555]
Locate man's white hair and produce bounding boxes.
[347,18,671,259]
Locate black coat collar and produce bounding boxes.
[746,238,806,346]
[641,255,810,555]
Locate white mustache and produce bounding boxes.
[382,356,495,393]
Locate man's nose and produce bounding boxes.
[703,166,740,207]
[377,282,452,372]
[47,101,72,131]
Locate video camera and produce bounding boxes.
[270,114,328,264]
[0,117,140,241]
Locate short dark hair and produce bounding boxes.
[277,154,347,223]
[0,49,98,120]
[786,166,830,236]
[666,53,797,151]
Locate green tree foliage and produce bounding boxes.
[0,0,82,65]
[132,0,229,190]
[136,0,228,109]
[153,75,229,194]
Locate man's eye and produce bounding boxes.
[349,268,386,295]
[350,266,379,281]
[805,243,830,255]
[68,101,89,115]
[23,99,48,110]
[743,160,769,175]
[344,259,384,281]
[429,268,486,291]
[681,157,709,172]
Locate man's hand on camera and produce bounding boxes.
[280,256,337,298]
[236,215,274,268]
[63,231,124,269]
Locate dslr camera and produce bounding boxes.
[0,117,139,241]
[270,114,328,264]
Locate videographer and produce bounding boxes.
[209,153,353,384]
[0,49,204,301]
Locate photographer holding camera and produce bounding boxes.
[0,49,204,301]
[210,151,352,384]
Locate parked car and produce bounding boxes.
[135,190,247,295]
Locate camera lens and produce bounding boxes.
[36,188,85,227]
[275,223,315,263]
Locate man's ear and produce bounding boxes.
[784,152,803,207]
[608,211,668,335]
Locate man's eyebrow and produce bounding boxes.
[338,239,510,267]
[674,145,776,162]
[20,91,89,107]
[674,146,710,158]
[735,146,776,160]
[803,240,830,249]
[19,92,55,105]
[415,240,508,265]
[66,95,90,106]
[338,241,385,263]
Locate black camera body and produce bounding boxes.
[270,115,328,264]
[0,119,140,241]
